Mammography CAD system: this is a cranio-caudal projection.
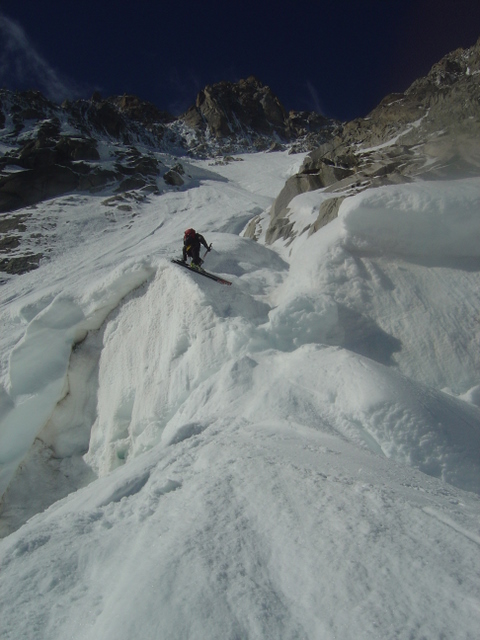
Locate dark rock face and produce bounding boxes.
[0,112,103,213]
[0,214,42,275]
[0,166,79,213]
[0,252,43,275]
[254,37,480,245]
[0,89,178,274]
[163,163,185,187]
[17,134,99,171]
[109,94,175,126]
[184,76,288,139]
[181,76,338,154]
[0,91,170,216]
[55,137,100,162]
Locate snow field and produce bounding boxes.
[1,151,480,639]
[1,415,479,640]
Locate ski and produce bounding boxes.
[171,259,232,286]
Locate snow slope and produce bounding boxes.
[0,151,480,639]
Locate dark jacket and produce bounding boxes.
[183,232,209,264]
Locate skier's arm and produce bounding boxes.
[198,234,209,250]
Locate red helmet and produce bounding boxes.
[184,228,196,241]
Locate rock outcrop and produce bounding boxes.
[254,36,480,245]
[181,76,337,155]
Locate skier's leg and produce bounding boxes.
[191,246,203,267]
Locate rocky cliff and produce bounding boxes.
[0,79,338,275]
[251,37,480,245]
[0,77,337,214]
[181,76,335,155]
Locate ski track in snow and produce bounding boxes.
[1,151,480,639]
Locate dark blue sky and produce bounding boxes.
[1,1,479,121]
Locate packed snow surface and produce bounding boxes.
[1,151,480,639]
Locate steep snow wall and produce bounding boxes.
[276,177,480,391]
[85,260,269,475]
[0,260,156,498]
[82,242,480,493]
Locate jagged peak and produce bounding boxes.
[180,75,336,151]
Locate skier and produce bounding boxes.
[182,228,210,267]
[172,231,231,285]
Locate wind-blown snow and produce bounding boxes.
[0,151,479,639]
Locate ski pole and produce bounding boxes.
[202,243,213,261]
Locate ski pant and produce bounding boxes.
[183,244,202,265]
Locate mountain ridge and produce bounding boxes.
[0,77,338,275]
[2,36,480,274]
[251,36,480,244]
